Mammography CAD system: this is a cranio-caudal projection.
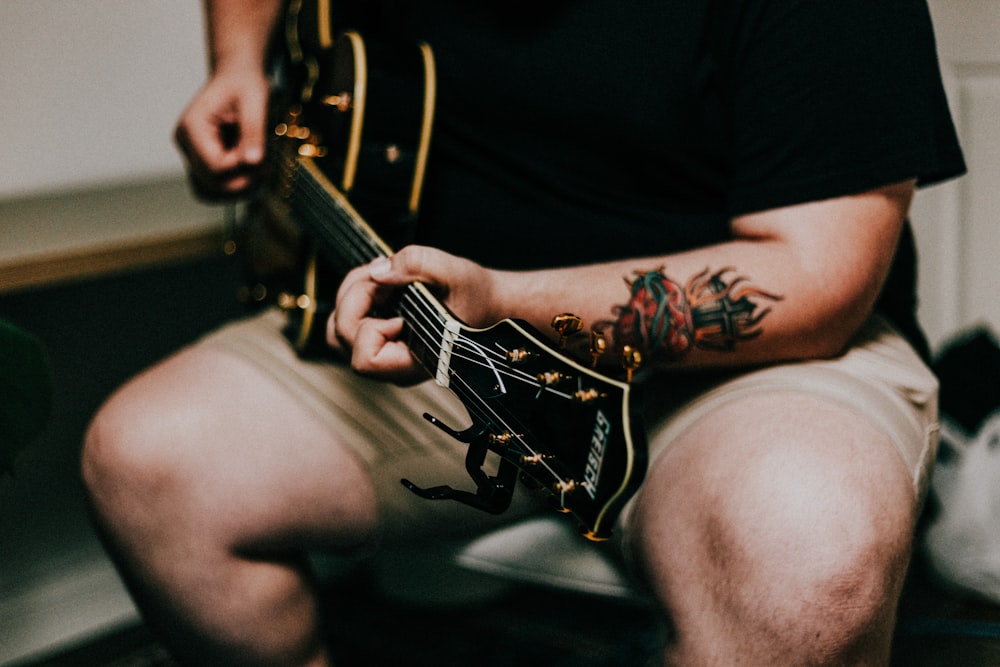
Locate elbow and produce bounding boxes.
[792,299,880,361]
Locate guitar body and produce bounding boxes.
[260,4,435,355]
[265,6,647,539]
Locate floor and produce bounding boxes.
[2,254,1000,666]
[0,254,246,664]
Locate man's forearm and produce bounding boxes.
[203,0,285,73]
[497,181,914,375]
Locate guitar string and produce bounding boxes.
[394,288,581,488]
[293,163,555,394]
[395,293,577,402]
[293,166,550,397]
[294,163,583,423]
[292,163,576,486]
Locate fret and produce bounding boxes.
[292,158,464,388]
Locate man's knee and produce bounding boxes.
[630,400,916,663]
[82,374,203,532]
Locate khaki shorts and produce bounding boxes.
[199,309,939,542]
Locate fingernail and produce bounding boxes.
[369,257,391,277]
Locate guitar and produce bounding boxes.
[264,5,647,540]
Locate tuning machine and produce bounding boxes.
[590,330,607,367]
[551,313,583,348]
[621,345,643,383]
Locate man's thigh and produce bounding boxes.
[616,315,937,631]
[188,309,545,545]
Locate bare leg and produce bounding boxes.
[82,345,377,666]
[630,391,917,666]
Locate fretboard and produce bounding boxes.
[289,157,458,386]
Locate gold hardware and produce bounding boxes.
[622,345,643,383]
[322,92,352,111]
[488,432,518,447]
[385,144,401,163]
[274,123,311,141]
[582,530,609,543]
[297,143,328,158]
[277,292,312,311]
[551,313,583,347]
[554,479,576,494]
[590,330,607,367]
[574,388,601,403]
[520,453,551,466]
[507,348,531,363]
[536,371,568,386]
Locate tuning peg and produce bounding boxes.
[551,313,583,348]
[621,345,642,383]
[590,330,607,367]
[537,370,569,386]
[506,347,532,363]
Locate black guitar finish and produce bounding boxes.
[268,9,647,539]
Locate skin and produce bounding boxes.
[84,1,925,664]
[329,181,913,379]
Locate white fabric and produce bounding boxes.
[456,516,640,600]
[924,411,1000,604]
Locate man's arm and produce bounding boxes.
[202,0,284,74]
[503,179,913,371]
[337,180,914,377]
[174,0,284,198]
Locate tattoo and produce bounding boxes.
[604,267,782,362]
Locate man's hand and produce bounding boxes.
[174,69,270,199]
[327,246,505,382]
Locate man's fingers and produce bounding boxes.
[350,317,423,380]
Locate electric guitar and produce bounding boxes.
[265,4,647,540]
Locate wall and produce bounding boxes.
[912,0,1000,351]
[0,1,227,293]
[0,1,207,198]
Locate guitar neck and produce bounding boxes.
[291,157,391,272]
[290,157,456,384]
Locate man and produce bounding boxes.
[82,0,965,664]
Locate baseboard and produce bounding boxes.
[0,177,227,295]
[0,228,227,295]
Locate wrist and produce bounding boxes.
[209,47,269,77]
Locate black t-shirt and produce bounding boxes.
[363,0,965,355]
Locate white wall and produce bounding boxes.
[0,1,208,199]
[914,0,1000,351]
